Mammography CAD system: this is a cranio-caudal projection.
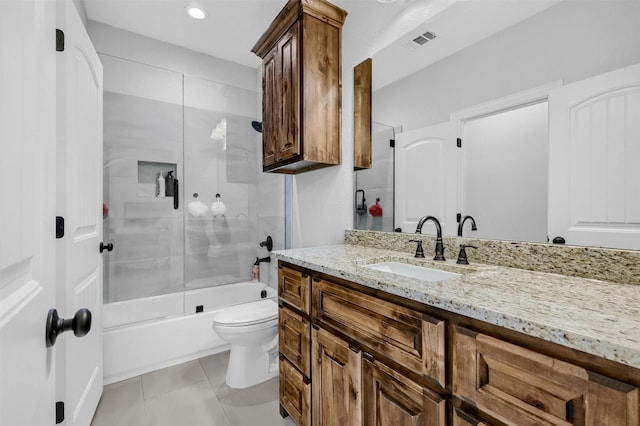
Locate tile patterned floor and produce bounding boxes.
[91,351,297,426]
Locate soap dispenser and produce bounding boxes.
[165,171,175,197]
[157,171,165,197]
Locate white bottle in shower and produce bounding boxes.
[157,171,165,197]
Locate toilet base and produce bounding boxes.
[225,344,279,389]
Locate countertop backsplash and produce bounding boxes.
[345,229,640,286]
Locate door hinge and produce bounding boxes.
[56,29,64,52]
[56,216,64,239]
[456,213,461,223]
[56,401,64,424]
[389,139,395,148]
[456,137,462,148]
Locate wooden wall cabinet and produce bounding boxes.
[252,0,347,174]
[278,261,640,426]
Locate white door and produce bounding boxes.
[0,1,57,425]
[395,121,457,236]
[548,62,640,249]
[56,2,104,425]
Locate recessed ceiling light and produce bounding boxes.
[377,0,398,3]
[185,4,207,20]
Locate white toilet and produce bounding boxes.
[212,299,279,389]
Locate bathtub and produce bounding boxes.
[103,281,277,385]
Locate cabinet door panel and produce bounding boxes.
[277,22,300,163]
[280,305,311,377]
[262,47,278,167]
[363,358,446,426]
[280,356,311,426]
[312,327,362,426]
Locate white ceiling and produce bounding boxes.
[84,0,562,89]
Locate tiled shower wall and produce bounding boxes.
[103,54,284,307]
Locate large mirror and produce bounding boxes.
[353,0,640,249]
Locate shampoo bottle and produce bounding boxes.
[157,171,165,197]
[251,258,260,282]
[165,171,175,197]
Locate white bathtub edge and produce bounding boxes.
[103,310,229,385]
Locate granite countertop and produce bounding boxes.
[273,244,640,370]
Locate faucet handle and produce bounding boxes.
[409,240,425,258]
[456,244,478,265]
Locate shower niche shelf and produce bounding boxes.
[137,160,177,198]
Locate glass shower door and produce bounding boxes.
[183,76,260,289]
[102,55,185,326]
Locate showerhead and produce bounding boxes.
[251,121,263,133]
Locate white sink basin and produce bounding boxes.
[362,261,460,282]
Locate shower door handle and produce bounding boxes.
[173,179,179,210]
[99,242,113,253]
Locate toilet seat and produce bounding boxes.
[213,299,277,327]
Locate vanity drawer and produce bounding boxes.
[452,326,639,426]
[280,356,311,426]
[313,278,446,388]
[279,305,311,377]
[279,264,311,314]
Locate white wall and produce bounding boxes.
[373,0,640,132]
[87,21,257,93]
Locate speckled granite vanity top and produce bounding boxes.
[273,244,640,370]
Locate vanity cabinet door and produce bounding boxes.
[363,356,446,426]
[279,263,311,314]
[452,326,639,426]
[313,278,446,388]
[312,326,362,426]
[279,305,311,377]
[280,356,311,426]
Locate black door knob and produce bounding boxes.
[45,308,92,347]
[99,242,113,253]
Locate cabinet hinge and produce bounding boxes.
[56,401,64,424]
[389,139,395,148]
[56,216,64,239]
[456,213,461,223]
[56,29,64,52]
[456,138,462,148]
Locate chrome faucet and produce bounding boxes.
[415,216,445,261]
[457,215,477,237]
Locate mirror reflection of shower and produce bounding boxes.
[353,121,397,231]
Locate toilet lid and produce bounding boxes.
[213,299,278,327]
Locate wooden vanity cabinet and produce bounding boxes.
[278,261,640,426]
[252,0,347,174]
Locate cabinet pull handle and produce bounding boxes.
[312,323,320,330]
[363,352,375,363]
[302,375,311,385]
[348,344,360,354]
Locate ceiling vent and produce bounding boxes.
[404,31,437,51]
